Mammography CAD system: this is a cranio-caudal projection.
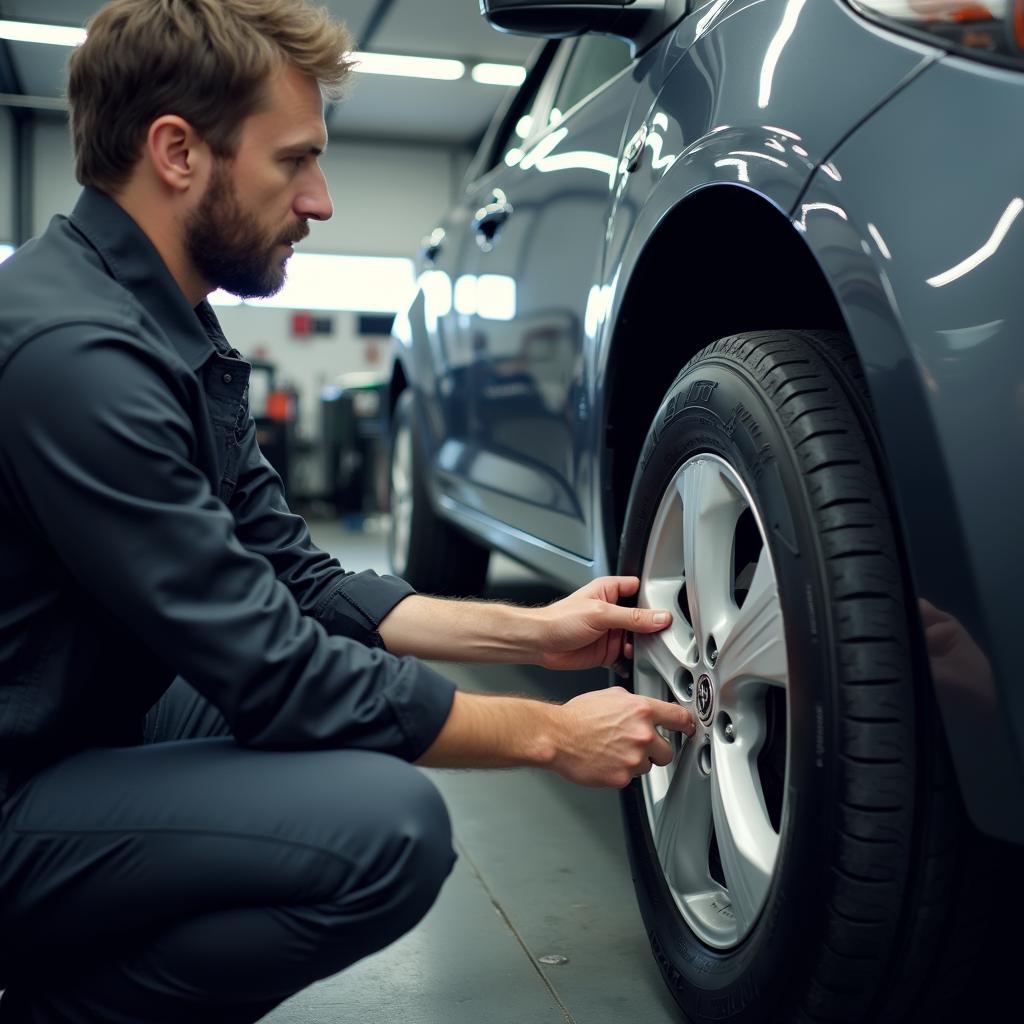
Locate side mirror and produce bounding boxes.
[480,0,666,40]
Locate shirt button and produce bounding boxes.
[222,373,233,384]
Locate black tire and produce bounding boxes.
[387,389,489,596]
[617,330,1017,1023]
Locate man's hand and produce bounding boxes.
[551,687,695,788]
[417,686,696,790]
[537,575,672,674]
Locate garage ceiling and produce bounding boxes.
[0,0,540,147]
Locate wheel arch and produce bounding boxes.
[599,184,848,560]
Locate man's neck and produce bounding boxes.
[111,186,210,308]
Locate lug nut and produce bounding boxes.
[706,635,718,666]
[724,722,735,741]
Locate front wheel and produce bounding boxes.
[617,330,1004,1023]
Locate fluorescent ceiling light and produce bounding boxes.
[0,244,14,265]
[471,63,526,87]
[0,21,491,89]
[351,51,464,81]
[0,20,85,46]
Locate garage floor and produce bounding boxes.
[261,519,681,1024]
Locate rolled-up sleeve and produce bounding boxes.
[0,327,455,760]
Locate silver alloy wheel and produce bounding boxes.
[388,419,414,576]
[634,453,790,949]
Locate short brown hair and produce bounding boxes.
[68,0,354,192]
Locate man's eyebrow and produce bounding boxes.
[277,142,325,157]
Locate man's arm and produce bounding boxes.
[382,577,695,788]
[379,575,671,672]
[417,687,696,789]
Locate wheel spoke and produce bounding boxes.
[634,622,698,702]
[710,730,778,935]
[681,459,740,650]
[650,738,713,896]
[717,546,788,706]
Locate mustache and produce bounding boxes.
[280,221,310,246]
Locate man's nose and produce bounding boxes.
[295,166,333,222]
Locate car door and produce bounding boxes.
[447,34,636,560]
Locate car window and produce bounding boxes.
[495,82,548,170]
[549,34,632,126]
[487,43,562,173]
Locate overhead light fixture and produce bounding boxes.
[0,21,495,88]
[471,63,527,87]
[0,19,86,46]
[351,51,464,81]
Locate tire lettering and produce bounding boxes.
[663,393,679,426]
[685,379,717,405]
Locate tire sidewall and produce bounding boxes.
[618,358,839,1021]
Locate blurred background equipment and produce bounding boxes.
[250,360,299,498]
[321,371,388,522]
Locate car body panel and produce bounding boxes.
[392,0,1023,839]
[797,54,1024,841]
[450,58,640,560]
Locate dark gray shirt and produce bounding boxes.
[0,188,455,803]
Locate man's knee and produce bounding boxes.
[372,762,455,924]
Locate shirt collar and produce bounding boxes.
[68,187,219,370]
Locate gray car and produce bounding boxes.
[387,2,1024,1020]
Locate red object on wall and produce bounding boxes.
[266,390,295,422]
[291,312,313,337]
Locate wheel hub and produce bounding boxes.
[695,673,715,724]
[633,453,790,950]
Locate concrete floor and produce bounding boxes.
[261,519,681,1024]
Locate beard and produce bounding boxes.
[185,160,309,300]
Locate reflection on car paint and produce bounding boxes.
[925,196,1024,288]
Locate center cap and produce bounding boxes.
[696,674,715,724]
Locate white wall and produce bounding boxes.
[32,119,81,236]
[312,141,463,256]
[0,108,13,242]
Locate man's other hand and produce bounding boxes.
[537,575,672,674]
[550,686,696,788]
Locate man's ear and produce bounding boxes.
[145,115,208,194]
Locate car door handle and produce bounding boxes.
[472,189,514,250]
[623,122,648,174]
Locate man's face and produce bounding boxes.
[185,64,332,299]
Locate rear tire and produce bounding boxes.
[388,389,489,596]
[617,330,1017,1023]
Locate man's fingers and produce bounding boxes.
[646,698,696,736]
[647,734,675,768]
[591,575,640,598]
[597,603,672,634]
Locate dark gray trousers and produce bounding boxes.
[0,679,455,1023]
